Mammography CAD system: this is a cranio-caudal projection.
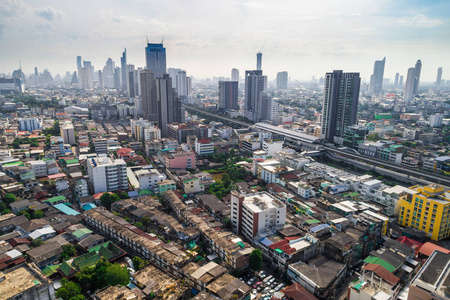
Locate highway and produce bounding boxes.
[183,105,254,127]
[324,146,450,187]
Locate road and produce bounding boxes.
[183,105,254,127]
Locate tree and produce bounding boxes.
[18,210,31,220]
[105,264,130,287]
[117,192,129,199]
[366,133,381,142]
[132,256,149,270]
[69,295,85,300]
[249,249,263,271]
[31,238,44,247]
[222,173,231,189]
[33,210,43,219]
[62,244,77,257]
[134,222,143,229]
[55,281,82,300]
[100,193,120,210]
[4,193,16,205]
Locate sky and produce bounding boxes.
[0,0,449,83]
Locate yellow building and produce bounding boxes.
[398,185,450,241]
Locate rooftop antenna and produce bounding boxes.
[161,37,164,44]
[19,60,22,71]
[146,36,149,44]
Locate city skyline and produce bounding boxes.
[0,0,449,82]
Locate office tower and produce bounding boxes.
[321,70,360,143]
[103,58,115,88]
[140,70,158,122]
[231,68,239,82]
[145,42,166,78]
[394,73,399,86]
[260,92,278,123]
[399,75,404,86]
[60,121,76,145]
[186,77,192,102]
[87,155,128,193]
[256,52,262,70]
[413,60,422,95]
[156,74,182,137]
[404,67,416,103]
[34,67,38,85]
[79,68,92,89]
[244,70,267,122]
[121,48,127,91]
[71,71,78,84]
[77,56,82,71]
[98,70,103,89]
[114,67,121,89]
[369,57,385,95]
[129,70,135,98]
[168,68,181,88]
[218,81,238,110]
[436,67,443,86]
[177,70,187,101]
[276,71,288,89]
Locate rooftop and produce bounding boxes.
[0,263,50,300]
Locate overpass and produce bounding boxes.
[324,146,450,187]
[183,105,253,127]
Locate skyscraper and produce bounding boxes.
[103,58,115,88]
[121,48,127,91]
[114,67,121,89]
[76,56,82,71]
[98,70,103,89]
[369,57,385,95]
[145,43,166,78]
[436,67,443,86]
[244,70,267,122]
[399,75,404,86]
[231,68,239,82]
[394,73,399,86]
[156,74,182,137]
[140,70,158,122]
[176,70,187,101]
[259,92,278,123]
[168,68,182,88]
[34,67,38,85]
[79,68,92,89]
[218,81,238,110]
[276,71,288,89]
[321,70,360,143]
[413,60,422,95]
[256,52,262,70]
[404,68,416,103]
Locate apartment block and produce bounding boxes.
[86,155,128,193]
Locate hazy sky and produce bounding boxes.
[0,0,449,82]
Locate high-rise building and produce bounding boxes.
[429,114,443,127]
[244,70,267,122]
[369,57,385,95]
[34,67,38,85]
[321,70,360,143]
[140,70,158,122]
[98,70,103,89]
[79,68,92,89]
[128,70,135,98]
[394,73,399,86]
[145,43,166,78]
[60,121,76,145]
[276,71,288,89]
[436,67,443,86]
[103,58,115,88]
[260,92,278,124]
[399,75,404,86]
[114,67,121,89]
[168,68,181,88]
[404,67,416,103]
[76,56,82,71]
[176,70,187,101]
[413,60,422,95]
[256,52,262,70]
[19,118,42,132]
[121,48,127,91]
[87,155,128,193]
[156,74,182,137]
[231,68,239,82]
[218,81,238,110]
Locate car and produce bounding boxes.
[263,287,270,294]
[268,278,276,285]
[275,284,283,291]
[349,270,355,276]
[253,281,262,288]
[257,285,264,292]
[252,289,257,295]
[269,289,275,295]
[270,282,277,289]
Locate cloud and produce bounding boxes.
[397,14,443,28]
[36,7,63,21]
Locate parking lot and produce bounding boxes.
[240,269,288,300]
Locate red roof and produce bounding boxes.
[419,242,450,257]
[279,174,298,180]
[197,139,212,144]
[396,236,423,249]
[363,263,400,285]
[117,148,133,156]
[282,282,319,300]
[47,173,66,180]
[8,237,31,247]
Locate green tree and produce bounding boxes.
[100,193,120,210]
[117,192,129,199]
[33,210,43,219]
[249,249,263,271]
[134,222,143,229]
[69,295,85,300]
[31,238,44,247]
[222,173,231,189]
[17,210,31,220]
[4,193,16,205]
[132,256,148,270]
[62,244,77,257]
[366,133,381,142]
[105,264,130,287]
[56,281,82,300]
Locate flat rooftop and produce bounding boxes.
[0,264,48,300]
[243,192,285,213]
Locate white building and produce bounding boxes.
[231,191,286,241]
[216,126,233,139]
[76,178,90,198]
[429,114,443,127]
[262,139,284,157]
[60,121,76,145]
[86,155,128,193]
[55,178,69,192]
[27,160,47,177]
[194,138,214,156]
[130,118,161,141]
[288,181,316,199]
[19,118,41,132]
[134,169,166,191]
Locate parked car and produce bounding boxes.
[253,281,262,288]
